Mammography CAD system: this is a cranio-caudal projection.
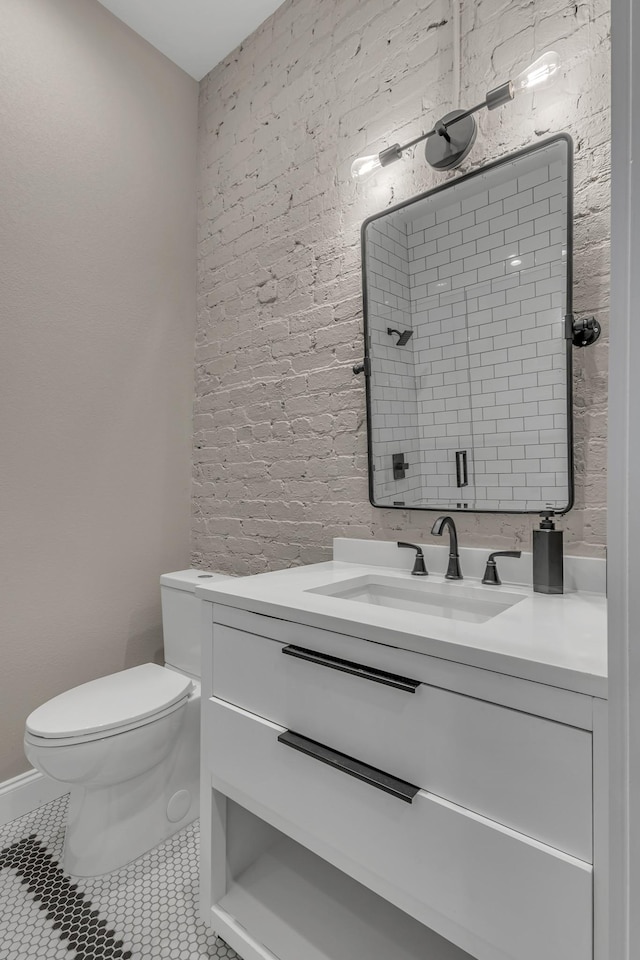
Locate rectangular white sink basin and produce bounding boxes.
[307,575,526,624]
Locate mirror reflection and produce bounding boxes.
[363,136,572,513]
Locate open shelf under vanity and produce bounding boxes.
[209,797,471,960]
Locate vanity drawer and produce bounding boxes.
[211,622,593,861]
[206,696,592,960]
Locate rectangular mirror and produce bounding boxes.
[361,135,573,513]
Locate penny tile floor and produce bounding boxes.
[0,795,239,960]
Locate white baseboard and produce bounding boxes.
[0,768,68,828]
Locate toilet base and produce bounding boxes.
[63,693,200,877]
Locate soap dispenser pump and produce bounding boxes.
[533,511,564,595]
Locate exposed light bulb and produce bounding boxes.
[350,154,383,182]
[512,51,561,96]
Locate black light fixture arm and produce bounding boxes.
[352,51,560,180]
[382,130,435,165]
[378,143,405,166]
[380,91,508,168]
[390,95,491,152]
[443,95,498,124]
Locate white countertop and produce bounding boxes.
[196,546,607,699]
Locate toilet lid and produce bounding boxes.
[25,664,193,739]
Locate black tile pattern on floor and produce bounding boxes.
[0,795,239,960]
[0,834,131,959]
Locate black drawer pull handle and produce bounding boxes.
[278,730,420,804]
[281,645,420,693]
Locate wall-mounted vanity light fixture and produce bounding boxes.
[351,51,561,182]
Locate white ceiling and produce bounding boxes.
[97,0,285,80]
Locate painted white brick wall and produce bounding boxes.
[194,0,609,574]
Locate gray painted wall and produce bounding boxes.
[0,0,198,780]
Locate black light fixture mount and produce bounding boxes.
[351,52,560,181]
[424,109,477,170]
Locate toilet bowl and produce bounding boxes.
[24,570,230,877]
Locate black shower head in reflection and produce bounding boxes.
[387,327,413,346]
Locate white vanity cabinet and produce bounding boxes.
[200,599,607,960]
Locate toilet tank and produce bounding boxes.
[160,570,231,678]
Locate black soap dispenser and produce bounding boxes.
[533,512,564,595]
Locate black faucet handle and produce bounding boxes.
[397,541,428,576]
[482,550,522,585]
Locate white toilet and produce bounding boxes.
[24,569,229,877]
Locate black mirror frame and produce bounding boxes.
[360,133,575,516]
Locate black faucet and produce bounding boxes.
[397,542,428,576]
[430,516,463,580]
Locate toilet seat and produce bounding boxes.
[25,663,193,743]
